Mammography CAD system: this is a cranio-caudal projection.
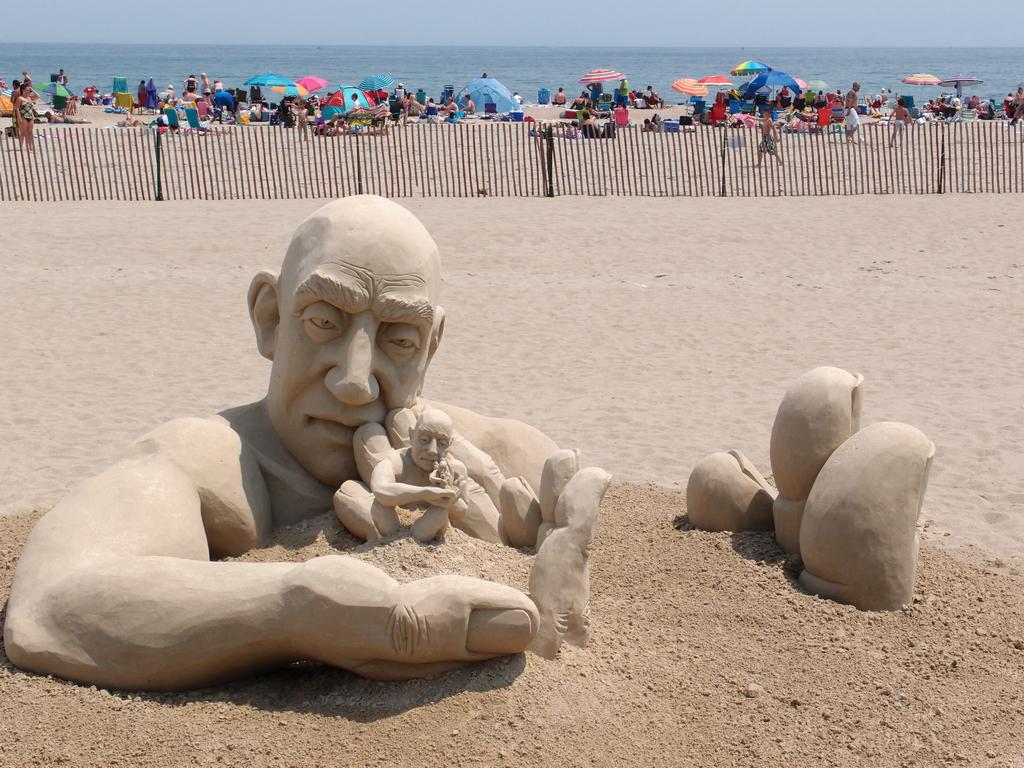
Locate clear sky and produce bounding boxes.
[10,0,1024,46]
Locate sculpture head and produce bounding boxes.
[410,408,454,473]
[249,196,445,486]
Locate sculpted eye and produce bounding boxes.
[379,323,421,357]
[299,303,345,340]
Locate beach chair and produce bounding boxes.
[425,104,439,123]
[196,100,209,118]
[162,107,180,129]
[185,107,209,132]
[691,98,706,116]
[728,99,740,114]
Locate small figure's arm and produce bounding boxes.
[370,454,457,509]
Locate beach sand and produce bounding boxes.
[1,195,1023,765]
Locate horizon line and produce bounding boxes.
[4,41,1024,49]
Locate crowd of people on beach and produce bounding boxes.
[5,63,1024,157]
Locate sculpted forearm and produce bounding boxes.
[4,557,300,691]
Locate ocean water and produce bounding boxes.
[2,44,1022,103]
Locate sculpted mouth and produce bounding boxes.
[306,414,364,440]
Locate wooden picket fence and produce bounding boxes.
[1,121,1023,202]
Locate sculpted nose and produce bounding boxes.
[325,318,380,406]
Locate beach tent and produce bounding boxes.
[457,77,517,113]
[325,87,374,109]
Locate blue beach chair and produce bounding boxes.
[162,107,180,129]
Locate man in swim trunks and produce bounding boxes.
[756,107,782,168]
[845,82,861,143]
[889,98,912,148]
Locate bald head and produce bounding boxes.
[280,196,441,303]
[250,197,448,487]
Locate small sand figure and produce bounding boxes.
[369,408,469,543]
[529,464,611,659]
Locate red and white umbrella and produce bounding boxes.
[672,78,708,97]
[794,78,809,90]
[579,68,625,84]
[697,74,733,87]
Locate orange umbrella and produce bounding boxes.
[901,73,941,86]
[672,78,709,97]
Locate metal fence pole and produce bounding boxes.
[545,127,555,198]
[155,128,163,201]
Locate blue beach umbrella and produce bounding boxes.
[144,78,158,109]
[457,77,517,112]
[741,70,801,99]
[244,73,296,87]
[358,74,395,92]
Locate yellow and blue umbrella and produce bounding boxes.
[271,84,309,97]
[731,60,771,76]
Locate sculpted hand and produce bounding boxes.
[422,486,458,506]
[285,556,538,679]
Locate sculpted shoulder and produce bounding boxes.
[128,414,272,556]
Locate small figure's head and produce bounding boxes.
[410,408,453,472]
[249,196,445,486]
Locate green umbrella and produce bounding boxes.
[36,82,72,98]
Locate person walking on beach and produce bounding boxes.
[889,98,912,148]
[755,107,782,168]
[845,82,861,143]
[184,74,198,96]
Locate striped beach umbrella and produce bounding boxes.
[794,78,809,90]
[697,75,733,87]
[901,73,941,86]
[579,68,625,83]
[672,78,709,97]
[358,74,396,92]
[731,60,771,76]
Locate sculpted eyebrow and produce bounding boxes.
[293,272,370,315]
[375,293,435,326]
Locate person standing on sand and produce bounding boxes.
[755,107,782,168]
[889,98,912,148]
[14,83,37,151]
[845,82,861,143]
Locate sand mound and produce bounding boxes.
[3,482,1023,767]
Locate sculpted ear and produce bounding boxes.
[248,270,280,361]
[427,306,445,365]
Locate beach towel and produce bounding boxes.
[0,94,12,117]
[845,108,860,129]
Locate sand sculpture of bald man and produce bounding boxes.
[4,196,610,690]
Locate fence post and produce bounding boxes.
[356,137,364,195]
[937,127,946,194]
[154,128,163,201]
[719,131,727,197]
[545,126,554,198]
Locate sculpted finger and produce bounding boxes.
[390,575,538,663]
[353,423,395,487]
